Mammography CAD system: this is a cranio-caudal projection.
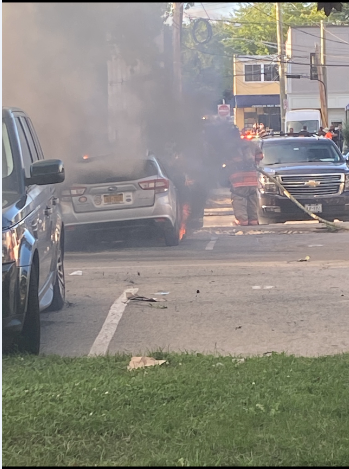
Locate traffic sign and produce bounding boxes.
[217,104,230,117]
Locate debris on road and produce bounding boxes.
[126,293,166,303]
[235,326,242,330]
[69,271,83,276]
[149,303,168,309]
[127,356,166,370]
[298,256,310,262]
[196,290,200,294]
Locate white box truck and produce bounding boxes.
[285,109,321,133]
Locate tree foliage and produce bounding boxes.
[221,2,339,56]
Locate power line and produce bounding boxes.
[183,43,349,66]
[247,2,349,46]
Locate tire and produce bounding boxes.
[164,223,180,246]
[17,265,40,355]
[48,238,66,311]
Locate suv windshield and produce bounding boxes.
[262,140,343,165]
[2,121,21,207]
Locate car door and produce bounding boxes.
[14,115,52,295]
[24,116,60,278]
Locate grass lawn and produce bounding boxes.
[3,352,349,466]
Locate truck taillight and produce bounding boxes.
[70,187,86,196]
[138,178,169,193]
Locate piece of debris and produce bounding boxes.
[127,356,166,370]
[69,270,83,276]
[298,255,310,262]
[232,358,245,364]
[196,290,200,294]
[235,326,242,330]
[137,272,141,276]
[126,294,165,303]
[124,279,135,284]
[149,303,168,309]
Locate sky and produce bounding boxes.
[183,2,239,21]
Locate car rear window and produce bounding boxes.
[71,158,159,184]
[262,141,343,165]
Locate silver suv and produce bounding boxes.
[2,107,66,354]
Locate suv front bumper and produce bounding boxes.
[259,192,349,220]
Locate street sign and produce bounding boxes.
[217,104,230,117]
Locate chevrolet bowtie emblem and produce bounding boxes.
[305,180,320,187]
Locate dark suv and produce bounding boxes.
[2,107,65,354]
[257,137,349,224]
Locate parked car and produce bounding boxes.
[60,152,181,247]
[2,107,66,354]
[257,136,349,224]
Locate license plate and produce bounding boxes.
[103,194,123,204]
[305,204,322,213]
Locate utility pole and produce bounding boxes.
[276,3,286,132]
[320,20,328,125]
[172,3,182,100]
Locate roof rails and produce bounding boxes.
[260,131,321,139]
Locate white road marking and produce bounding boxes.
[69,270,83,276]
[252,286,261,289]
[88,287,138,356]
[205,237,218,250]
[308,244,323,247]
[252,286,275,290]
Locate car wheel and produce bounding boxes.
[17,266,40,355]
[48,238,65,311]
[164,217,180,246]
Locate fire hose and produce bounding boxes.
[256,167,349,232]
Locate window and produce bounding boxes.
[244,63,279,82]
[2,121,20,200]
[264,64,279,82]
[2,122,14,178]
[245,64,261,82]
[15,117,33,178]
[20,117,40,162]
[25,118,44,159]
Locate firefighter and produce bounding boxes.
[225,137,264,226]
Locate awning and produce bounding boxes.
[235,94,280,108]
[346,103,349,111]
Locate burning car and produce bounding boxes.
[60,152,181,247]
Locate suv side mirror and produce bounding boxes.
[27,159,65,185]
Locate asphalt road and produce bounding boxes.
[40,198,349,358]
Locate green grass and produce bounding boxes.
[3,352,349,466]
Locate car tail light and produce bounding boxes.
[70,187,86,196]
[138,178,169,193]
